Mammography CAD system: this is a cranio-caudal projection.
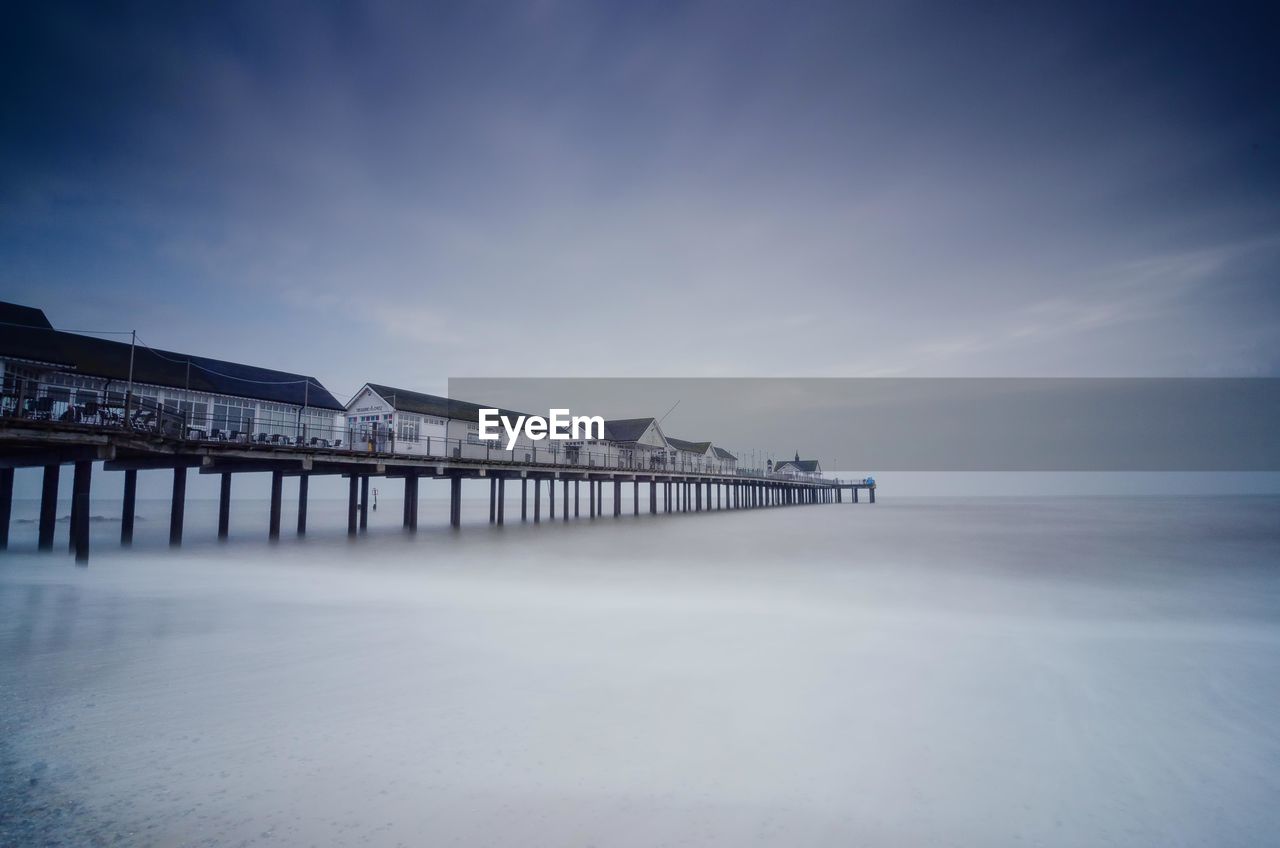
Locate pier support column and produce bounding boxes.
[37,464,58,551]
[218,473,231,539]
[0,467,12,550]
[497,477,506,525]
[404,476,414,527]
[69,466,83,554]
[521,478,528,521]
[489,477,497,524]
[563,480,569,522]
[534,479,541,523]
[853,487,859,503]
[549,477,555,520]
[650,480,657,514]
[574,480,580,517]
[589,478,596,517]
[359,476,370,531]
[613,480,621,517]
[71,460,91,565]
[450,476,462,528]
[169,466,186,547]
[870,487,876,504]
[118,468,143,546]
[410,475,418,530]
[348,476,359,535]
[269,470,283,540]
[298,473,310,535]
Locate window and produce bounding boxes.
[398,415,420,442]
[179,400,209,424]
[213,401,253,433]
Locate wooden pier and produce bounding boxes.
[0,418,875,563]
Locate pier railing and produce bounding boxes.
[0,376,850,485]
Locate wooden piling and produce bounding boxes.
[218,473,231,539]
[348,475,359,535]
[38,464,58,551]
[450,475,462,528]
[0,467,12,550]
[298,473,310,535]
[404,476,415,527]
[359,475,369,531]
[169,466,186,547]
[268,470,283,540]
[121,469,137,545]
[71,460,91,565]
[498,476,506,525]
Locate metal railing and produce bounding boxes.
[1,378,187,437]
[1,376,850,485]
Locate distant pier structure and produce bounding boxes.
[0,302,875,563]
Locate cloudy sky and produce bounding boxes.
[2,0,1277,406]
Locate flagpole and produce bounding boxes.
[125,329,136,428]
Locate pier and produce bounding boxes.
[0,301,876,563]
[0,415,874,564]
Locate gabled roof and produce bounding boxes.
[712,446,737,461]
[0,306,344,409]
[776,459,821,473]
[602,417,657,443]
[361,383,530,423]
[667,437,711,454]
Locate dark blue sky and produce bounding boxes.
[3,1,1278,401]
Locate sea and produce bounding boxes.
[2,493,1279,846]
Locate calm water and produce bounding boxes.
[2,495,1279,847]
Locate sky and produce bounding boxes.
[1,1,1278,496]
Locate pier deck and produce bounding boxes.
[0,417,875,564]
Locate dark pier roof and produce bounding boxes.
[0,302,344,409]
[667,437,711,454]
[363,383,530,423]
[602,417,657,443]
[0,301,54,330]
